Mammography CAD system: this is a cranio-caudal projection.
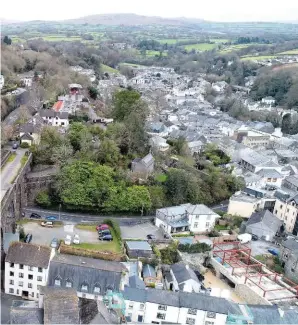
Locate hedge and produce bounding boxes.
[178,242,211,253]
[103,219,122,243]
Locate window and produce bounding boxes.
[9,280,14,285]
[188,308,197,315]
[19,273,24,278]
[158,305,167,311]
[19,264,24,269]
[82,294,86,298]
[54,279,61,286]
[31,292,34,297]
[206,222,210,228]
[28,283,33,288]
[94,286,100,293]
[28,274,33,280]
[267,178,272,182]
[129,303,134,309]
[29,266,34,271]
[287,208,290,213]
[19,281,23,287]
[9,288,14,294]
[280,205,283,209]
[138,315,143,322]
[10,263,14,268]
[206,312,216,319]
[10,271,14,276]
[17,289,19,295]
[186,318,195,325]
[139,304,144,310]
[37,276,42,281]
[275,210,277,214]
[37,293,39,298]
[272,178,277,182]
[156,313,166,320]
[66,281,73,288]
[38,267,42,272]
[205,322,214,325]
[81,284,88,292]
[194,222,198,228]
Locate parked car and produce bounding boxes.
[12,143,18,150]
[164,233,170,239]
[30,213,42,219]
[268,248,279,256]
[50,238,59,249]
[24,233,32,243]
[73,234,80,244]
[98,229,111,236]
[41,221,53,228]
[96,224,109,231]
[237,233,252,244]
[99,235,113,241]
[147,234,156,240]
[64,235,72,245]
[251,234,258,241]
[46,216,57,221]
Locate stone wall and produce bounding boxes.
[235,284,271,305]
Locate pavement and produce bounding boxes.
[248,239,280,257]
[23,207,153,224]
[1,148,27,200]
[22,222,98,246]
[120,221,164,240]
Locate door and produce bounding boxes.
[138,315,143,322]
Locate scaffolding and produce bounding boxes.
[213,241,298,302]
[103,290,127,323]
[226,304,253,324]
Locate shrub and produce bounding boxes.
[19,226,25,240]
[152,245,161,258]
[147,283,156,288]
[35,190,51,207]
[178,242,211,253]
[20,142,30,148]
[208,230,220,237]
[103,219,122,242]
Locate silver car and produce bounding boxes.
[50,238,59,249]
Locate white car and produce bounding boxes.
[73,234,80,244]
[64,235,72,245]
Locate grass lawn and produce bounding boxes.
[214,224,229,231]
[17,219,63,227]
[184,43,218,51]
[101,64,119,73]
[139,50,167,57]
[29,34,83,42]
[210,38,230,43]
[120,62,144,67]
[241,55,276,61]
[7,153,17,163]
[277,49,298,55]
[157,38,195,44]
[75,224,97,232]
[155,173,167,182]
[21,155,28,167]
[220,44,254,53]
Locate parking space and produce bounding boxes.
[22,222,98,246]
[120,222,164,240]
[248,239,279,257]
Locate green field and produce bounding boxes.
[241,55,277,61]
[138,50,167,57]
[184,43,218,51]
[220,44,254,53]
[210,38,230,43]
[278,49,298,55]
[157,38,195,44]
[120,62,145,68]
[101,64,119,73]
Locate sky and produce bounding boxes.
[2,0,298,22]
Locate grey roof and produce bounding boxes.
[246,210,282,230]
[157,205,189,218]
[142,153,154,166]
[20,123,40,134]
[281,238,298,252]
[10,300,43,324]
[186,204,218,216]
[122,287,241,315]
[20,133,34,140]
[3,232,19,253]
[6,242,51,268]
[256,168,283,178]
[171,262,199,284]
[129,275,146,289]
[285,175,298,188]
[41,287,80,324]
[126,241,152,251]
[48,254,125,294]
[143,264,156,278]
[248,304,298,324]
[40,110,69,119]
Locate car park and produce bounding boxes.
[30,213,42,219]
[73,234,80,244]
[98,229,111,237]
[24,234,33,243]
[99,234,113,241]
[50,238,59,248]
[41,221,53,228]
[46,216,57,221]
[96,224,109,231]
[64,235,72,245]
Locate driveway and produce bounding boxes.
[22,222,98,246]
[248,239,280,257]
[120,221,164,240]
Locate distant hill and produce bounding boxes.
[1,18,24,25]
[61,13,205,26]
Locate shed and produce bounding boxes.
[125,241,153,258]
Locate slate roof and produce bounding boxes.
[48,254,125,294]
[141,153,154,167]
[256,168,283,178]
[285,175,298,188]
[246,210,281,230]
[126,241,152,251]
[122,287,241,315]
[186,204,218,216]
[40,110,69,119]
[143,264,156,278]
[20,133,34,141]
[281,238,298,252]
[157,205,190,218]
[10,301,43,324]
[3,232,19,254]
[41,287,80,324]
[6,242,51,268]
[171,262,199,284]
[129,275,146,289]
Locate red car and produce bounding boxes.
[96,224,109,231]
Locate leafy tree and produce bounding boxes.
[112,89,141,121]
[35,190,51,207]
[67,122,89,151]
[52,143,73,166]
[94,139,120,166]
[167,136,188,155]
[88,86,99,100]
[3,36,12,45]
[148,186,167,209]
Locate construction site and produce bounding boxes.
[211,241,298,305]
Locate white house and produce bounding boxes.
[123,287,240,325]
[261,96,275,106]
[149,135,169,152]
[39,110,69,127]
[21,77,33,88]
[155,204,220,234]
[5,242,53,301]
[165,262,201,293]
[0,74,4,89]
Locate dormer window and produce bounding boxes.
[66,279,72,288]
[81,283,88,292]
[54,277,61,286]
[94,285,100,294]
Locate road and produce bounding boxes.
[23,207,153,224]
[1,148,27,200]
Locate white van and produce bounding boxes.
[237,233,252,244]
[65,235,72,245]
